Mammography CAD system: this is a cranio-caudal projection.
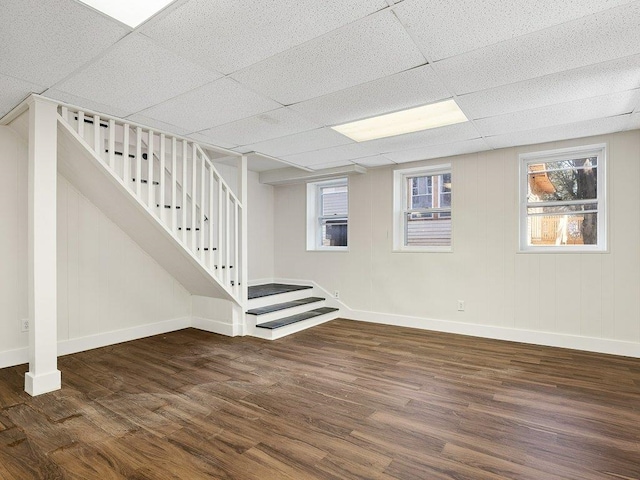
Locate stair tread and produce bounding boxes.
[256,307,339,330]
[247,296,324,315]
[248,283,312,300]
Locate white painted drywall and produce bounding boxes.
[0,125,191,366]
[273,130,640,354]
[0,127,29,355]
[248,169,274,281]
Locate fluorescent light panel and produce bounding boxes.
[332,99,468,142]
[78,0,174,28]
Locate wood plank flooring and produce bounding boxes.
[1,319,639,479]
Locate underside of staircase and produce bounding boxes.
[54,104,245,303]
[247,283,339,340]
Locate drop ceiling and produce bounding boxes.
[2,0,640,172]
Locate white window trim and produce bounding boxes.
[518,143,607,253]
[306,178,349,252]
[393,164,452,252]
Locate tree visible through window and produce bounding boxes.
[521,145,605,251]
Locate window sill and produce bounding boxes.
[393,246,452,253]
[518,246,608,254]
[307,247,349,252]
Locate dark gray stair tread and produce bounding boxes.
[256,307,339,330]
[247,297,324,315]
[248,283,312,300]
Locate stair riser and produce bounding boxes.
[247,288,314,310]
[252,311,339,340]
[251,300,326,324]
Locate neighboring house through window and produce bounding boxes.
[307,178,348,250]
[393,164,452,251]
[519,144,606,252]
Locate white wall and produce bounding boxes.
[0,126,191,367]
[0,127,29,356]
[273,130,640,356]
[248,170,274,281]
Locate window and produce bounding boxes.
[307,178,348,250]
[519,144,606,252]
[393,165,452,251]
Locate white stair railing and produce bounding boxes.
[57,105,244,301]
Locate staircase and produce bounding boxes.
[55,104,246,303]
[246,283,339,340]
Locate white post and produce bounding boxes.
[25,97,61,396]
[237,154,248,333]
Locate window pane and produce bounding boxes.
[527,158,597,203]
[527,212,597,246]
[405,212,451,247]
[321,185,348,216]
[409,173,451,209]
[321,218,348,247]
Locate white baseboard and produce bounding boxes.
[191,316,239,336]
[274,277,640,359]
[344,308,640,359]
[58,316,191,357]
[0,316,191,370]
[0,347,29,369]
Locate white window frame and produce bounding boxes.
[393,164,452,252]
[519,144,607,253]
[306,178,349,251]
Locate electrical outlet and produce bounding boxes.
[21,319,29,332]
[334,291,340,299]
[457,300,465,312]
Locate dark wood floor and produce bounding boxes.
[1,320,639,480]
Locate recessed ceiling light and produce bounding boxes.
[331,99,469,142]
[77,0,174,28]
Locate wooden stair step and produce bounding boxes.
[256,307,338,330]
[246,297,324,315]
[248,283,313,300]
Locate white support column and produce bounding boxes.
[25,97,61,396]
[237,154,249,334]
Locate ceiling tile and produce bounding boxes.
[281,143,377,167]
[0,0,128,86]
[475,90,640,137]
[187,132,238,151]
[198,108,322,147]
[626,112,640,130]
[395,0,636,61]
[307,160,356,170]
[54,34,222,115]
[359,121,481,154]
[433,2,640,94]
[484,115,632,149]
[289,65,450,126]
[456,54,640,119]
[141,0,388,75]
[352,155,396,167]
[385,138,491,163]
[125,113,192,137]
[237,128,353,158]
[231,11,426,105]
[0,74,44,118]
[137,78,281,133]
[42,89,131,118]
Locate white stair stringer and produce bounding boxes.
[56,109,243,303]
